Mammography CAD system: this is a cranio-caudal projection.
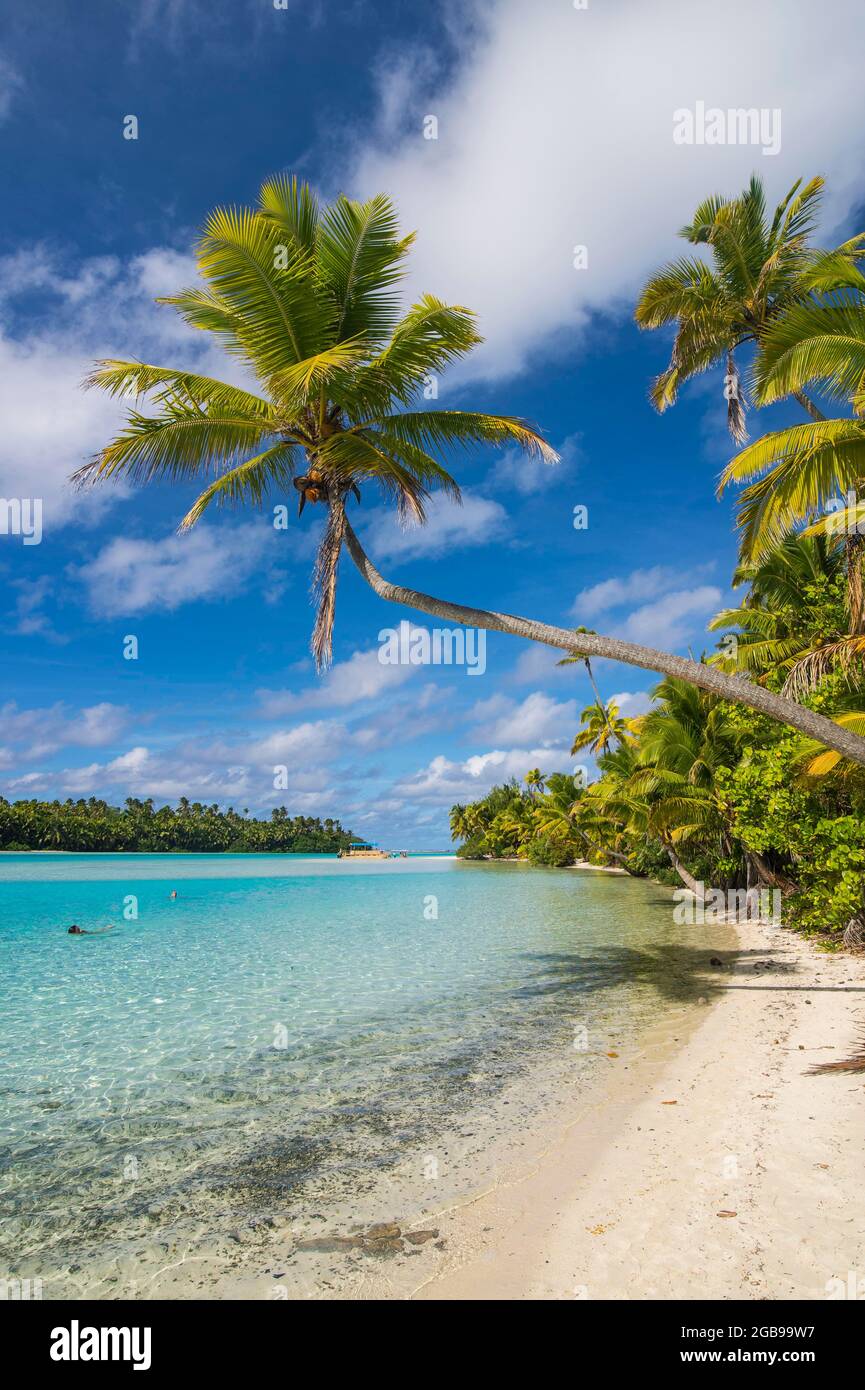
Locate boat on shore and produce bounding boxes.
[338,840,405,860]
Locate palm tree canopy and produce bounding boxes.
[708,534,848,690]
[571,700,641,756]
[635,175,864,441]
[716,269,865,637]
[77,175,558,667]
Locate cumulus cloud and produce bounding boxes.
[75,523,286,617]
[350,0,865,380]
[0,700,133,759]
[2,717,352,807]
[394,743,572,804]
[484,431,582,498]
[509,643,582,686]
[0,244,244,532]
[610,689,656,718]
[620,585,722,650]
[469,690,577,746]
[258,645,416,715]
[361,490,507,562]
[573,566,714,621]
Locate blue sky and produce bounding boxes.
[2,0,865,848]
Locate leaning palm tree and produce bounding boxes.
[635,175,863,441]
[625,678,744,894]
[532,772,584,851]
[75,176,865,766]
[76,176,557,669]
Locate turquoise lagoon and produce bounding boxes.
[0,853,713,1296]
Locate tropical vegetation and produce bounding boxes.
[0,799,353,854]
[63,170,865,943]
[75,174,865,766]
[451,174,865,949]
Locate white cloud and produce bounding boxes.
[509,643,582,686]
[469,690,576,746]
[620,585,722,650]
[0,701,133,759]
[610,689,655,718]
[395,743,572,804]
[361,490,507,562]
[0,243,242,531]
[241,720,348,765]
[258,645,415,715]
[573,566,701,620]
[484,431,582,497]
[75,523,285,617]
[4,717,351,806]
[351,0,865,380]
[0,55,23,124]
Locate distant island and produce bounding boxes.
[0,797,354,854]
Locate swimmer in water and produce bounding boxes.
[169,890,177,900]
[67,924,115,935]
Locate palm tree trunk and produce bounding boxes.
[311,492,347,670]
[342,517,865,767]
[583,657,604,707]
[664,845,705,898]
[582,656,622,745]
[842,911,865,951]
[745,849,798,893]
[793,390,826,423]
[845,534,865,635]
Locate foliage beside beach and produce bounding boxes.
[452,176,865,948]
[0,798,353,854]
[450,654,865,946]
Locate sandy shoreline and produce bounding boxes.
[42,916,863,1301]
[407,919,865,1300]
[204,917,865,1302]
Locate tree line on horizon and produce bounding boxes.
[0,797,354,854]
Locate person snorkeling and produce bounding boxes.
[67,923,116,935]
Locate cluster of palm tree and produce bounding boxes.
[638,174,865,710]
[452,174,865,945]
[450,772,589,867]
[68,170,865,936]
[78,173,865,765]
[0,798,352,853]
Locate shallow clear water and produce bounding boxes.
[0,853,710,1296]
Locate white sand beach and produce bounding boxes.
[408,919,865,1301]
[100,916,864,1303]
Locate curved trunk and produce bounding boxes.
[664,844,704,897]
[745,849,798,894]
[342,517,865,767]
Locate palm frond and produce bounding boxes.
[179,442,300,530]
